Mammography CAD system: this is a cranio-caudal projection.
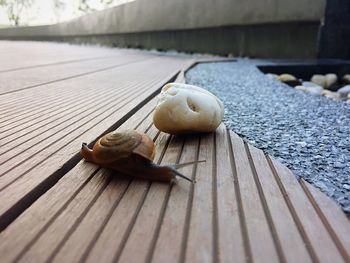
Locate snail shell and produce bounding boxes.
[81,130,194,182]
[90,130,155,164]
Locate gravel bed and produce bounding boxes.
[186,60,350,213]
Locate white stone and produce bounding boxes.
[153,83,224,134]
[305,86,323,95]
[342,74,350,84]
[325,73,337,88]
[322,90,340,100]
[295,85,323,95]
[266,73,278,80]
[277,73,297,82]
[295,85,307,92]
[311,74,326,88]
[302,81,322,88]
[337,85,350,98]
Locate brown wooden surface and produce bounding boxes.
[0,41,192,229]
[0,41,349,263]
[0,41,122,72]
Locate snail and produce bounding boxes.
[81,130,202,183]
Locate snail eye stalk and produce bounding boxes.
[170,160,206,183]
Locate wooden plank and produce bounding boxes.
[0,41,124,72]
[0,85,105,125]
[215,125,245,263]
[0,64,150,127]
[2,56,182,163]
[247,144,312,263]
[0,56,189,227]
[0,86,117,146]
[0,52,153,95]
[183,133,215,263]
[229,131,279,263]
[301,180,350,262]
[0,82,121,137]
[269,157,346,263]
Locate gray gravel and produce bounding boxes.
[186,60,350,213]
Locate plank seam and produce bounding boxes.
[12,168,100,261]
[299,179,350,262]
[227,130,252,263]
[265,156,320,263]
[145,137,186,263]
[244,143,286,263]
[0,54,125,74]
[134,108,156,130]
[212,132,219,263]
[179,136,201,263]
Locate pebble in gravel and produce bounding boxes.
[186,61,350,213]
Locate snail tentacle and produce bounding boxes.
[171,160,206,170]
[81,143,94,162]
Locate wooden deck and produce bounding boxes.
[0,41,349,263]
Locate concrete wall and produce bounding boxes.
[0,0,327,58]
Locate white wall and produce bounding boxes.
[0,0,326,37]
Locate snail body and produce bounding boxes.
[81,130,195,182]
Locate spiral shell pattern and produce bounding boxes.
[93,130,142,162]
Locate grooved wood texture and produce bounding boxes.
[0,41,349,263]
[0,41,192,230]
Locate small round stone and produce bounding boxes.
[342,74,350,84]
[322,90,340,100]
[337,85,350,99]
[311,74,326,88]
[325,73,337,89]
[266,73,278,80]
[302,81,321,88]
[277,73,297,82]
[296,85,323,95]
